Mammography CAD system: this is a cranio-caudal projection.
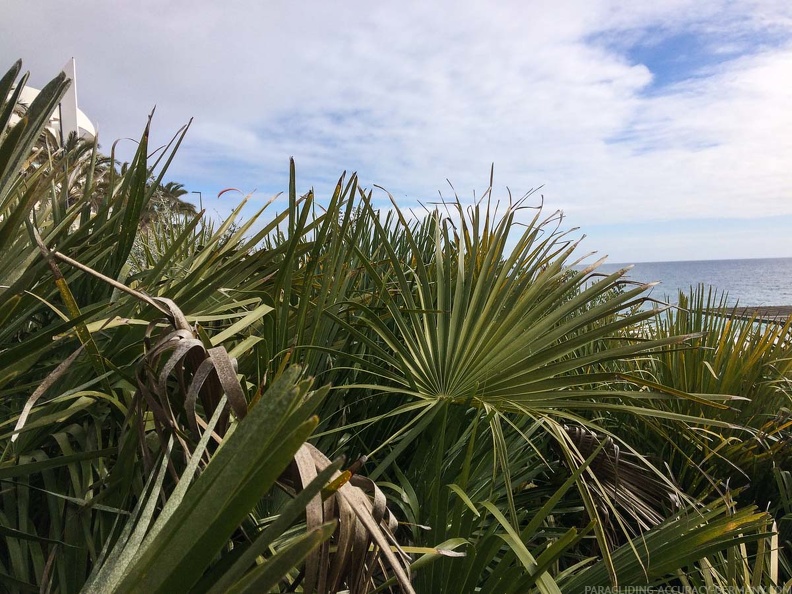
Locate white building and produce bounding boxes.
[11,58,96,143]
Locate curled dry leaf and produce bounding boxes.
[134,298,414,592]
[134,299,246,471]
[282,443,415,594]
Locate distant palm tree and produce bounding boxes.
[140,179,198,229]
[158,181,188,202]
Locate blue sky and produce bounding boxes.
[2,1,791,263]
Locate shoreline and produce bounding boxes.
[712,305,792,323]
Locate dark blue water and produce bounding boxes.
[589,257,792,307]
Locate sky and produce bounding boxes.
[2,0,791,263]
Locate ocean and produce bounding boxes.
[588,257,792,307]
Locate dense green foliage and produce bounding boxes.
[1,61,791,593]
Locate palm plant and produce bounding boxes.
[627,286,792,500]
[140,179,197,229]
[613,285,792,582]
[268,185,769,588]
[2,60,786,592]
[0,61,411,593]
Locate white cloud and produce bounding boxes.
[1,0,791,261]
